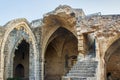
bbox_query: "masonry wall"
[0,5,120,80]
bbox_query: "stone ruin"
[0,5,120,80]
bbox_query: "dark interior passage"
[15,64,24,78]
[106,39,120,80]
[13,40,29,79]
[44,27,78,80]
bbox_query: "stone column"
[40,58,45,80]
[29,43,35,80]
[34,43,40,80]
[0,38,4,80]
[96,37,106,80]
[97,57,106,80]
[4,47,11,79]
[0,70,4,80]
[29,42,41,80]
[0,59,4,80]
[76,27,84,61]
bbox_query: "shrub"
[7,77,22,80]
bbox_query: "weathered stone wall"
[107,48,120,79]
[0,18,40,80]
[32,27,42,80]
[0,5,120,80]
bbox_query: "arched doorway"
[105,38,120,80]
[2,20,39,80]
[15,64,24,78]
[13,40,29,79]
[44,27,78,80]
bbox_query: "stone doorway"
[44,27,78,80]
[15,64,24,78]
[13,40,29,79]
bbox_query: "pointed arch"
[42,26,77,59]
[104,20,120,56]
[103,20,120,58]
[104,37,120,80]
[0,18,39,80]
[102,20,120,80]
[15,64,24,78]
[105,38,120,62]
[44,27,78,80]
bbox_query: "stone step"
[71,67,96,70]
[63,77,97,80]
[72,66,97,69]
[76,62,98,65]
[63,60,98,80]
[74,63,97,65]
[69,70,96,73]
[67,73,95,77]
[67,71,95,74]
[73,64,97,66]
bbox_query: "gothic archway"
[13,40,29,79]
[15,64,24,78]
[44,27,78,80]
[1,19,39,80]
[105,38,120,80]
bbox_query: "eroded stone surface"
[0,5,120,80]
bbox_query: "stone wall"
[0,5,120,80]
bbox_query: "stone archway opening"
[15,64,24,78]
[13,40,29,79]
[44,27,78,80]
[105,39,120,80]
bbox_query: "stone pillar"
[0,71,3,80]
[4,47,11,80]
[34,43,40,80]
[6,50,14,79]
[29,42,41,80]
[0,62,4,80]
[34,55,40,80]
[97,56,106,80]
[29,43,35,80]
[40,58,44,80]
[0,38,3,80]
[96,37,106,80]
[76,27,84,61]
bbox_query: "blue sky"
[0,0,120,25]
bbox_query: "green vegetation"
[7,77,23,80]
